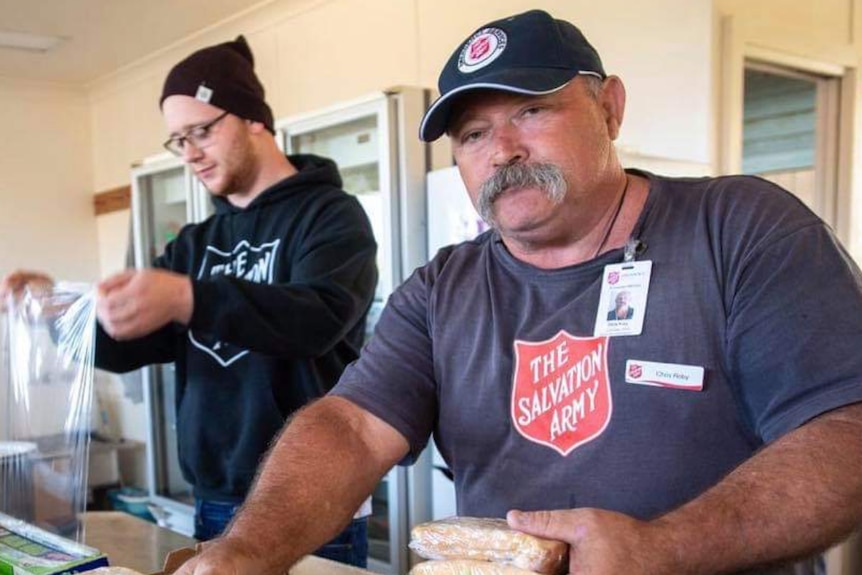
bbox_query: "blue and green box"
[0,513,108,575]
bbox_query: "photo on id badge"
[594,261,652,337]
[606,289,635,321]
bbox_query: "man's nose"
[490,125,528,168]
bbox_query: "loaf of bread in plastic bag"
[410,559,543,575]
[409,517,567,575]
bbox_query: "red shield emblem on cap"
[458,28,508,73]
[469,35,491,61]
[511,331,611,456]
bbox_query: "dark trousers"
[194,498,368,569]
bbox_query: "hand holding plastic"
[96,269,193,340]
[0,270,54,311]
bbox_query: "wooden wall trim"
[94,185,131,215]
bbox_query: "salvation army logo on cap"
[458,27,507,73]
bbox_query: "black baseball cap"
[419,10,606,142]
[160,35,274,133]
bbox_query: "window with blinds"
[741,62,841,226]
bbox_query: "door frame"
[717,15,856,244]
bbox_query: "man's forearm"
[655,402,862,573]
[222,396,410,573]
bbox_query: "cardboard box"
[0,512,108,575]
[150,547,375,575]
[151,547,198,575]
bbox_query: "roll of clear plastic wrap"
[1,282,97,542]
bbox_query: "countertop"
[83,511,374,574]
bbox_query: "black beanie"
[160,35,274,133]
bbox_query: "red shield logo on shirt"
[629,363,643,379]
[511,331,612,456]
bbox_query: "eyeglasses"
[163,111,230,156]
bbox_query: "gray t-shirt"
[333,172,862,574]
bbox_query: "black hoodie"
[95,154,378,501]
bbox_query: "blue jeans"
[194,499,240,542]
[313,515,367,569]
[195,499,368,569]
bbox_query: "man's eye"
[190,126,210,139]
[460,130,484,144]
[522,106,544,117]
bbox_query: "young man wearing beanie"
[1,36,377,567]
[171,11,862,575]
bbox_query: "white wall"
[95,210,130,278]
[0,80,99,282]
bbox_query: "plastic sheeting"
[0,282,97,542]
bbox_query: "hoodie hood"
[210,153,343,215]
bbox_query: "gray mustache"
[477,163,567,224]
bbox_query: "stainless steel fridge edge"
[390,87,436,571]
[130,159,164,517]
[130,156,197,536]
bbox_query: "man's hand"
[507,508,676,575]
[0,270,55,311]
[97,269,193,340]
[1,270,54,298]
[172,538,277,575]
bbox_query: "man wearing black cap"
[1,35,377,566]
[172,11,862,575]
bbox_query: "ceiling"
[0,0,271,85]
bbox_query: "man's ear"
[246,120,268,134]
[599,76,626,141]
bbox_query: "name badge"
[594,261,652,337]
[625,360,705,391]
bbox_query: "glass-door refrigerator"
[130,155,210,536]
[424,166,490,522]
[277,86,434,574]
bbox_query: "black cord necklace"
[592,175,630,259]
